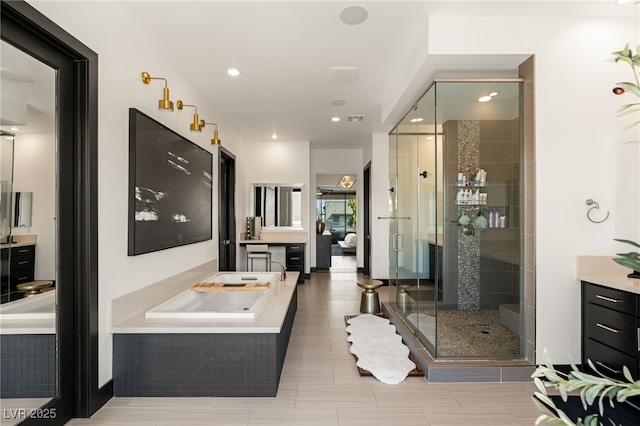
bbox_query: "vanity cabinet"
[581,281,639,381]
[1,245,36,295]
[286,244,305,284]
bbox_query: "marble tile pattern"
[65,261,542,425]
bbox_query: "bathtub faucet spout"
[269,260,286,281]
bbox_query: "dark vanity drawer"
[285,244,305,284]
[286,253,304,267]
[11,253,34,272]
[11,245,35,257]
[584,338,638,381]
[286,244,304,254]
[584,282,637,316]
[585,303,638,356]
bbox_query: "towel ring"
[586,199,609,224]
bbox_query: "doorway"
[316,174,357,272]
[218,147,236,271]
[363,162,371,276]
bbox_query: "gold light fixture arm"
[141,71,174,111]
[177,100,203,132]
[203,122,222,145]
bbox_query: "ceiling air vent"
[329,67,358,83]
[347,115,365,122]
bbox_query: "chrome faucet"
[269,260,287,281]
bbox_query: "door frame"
[218,146,236,271]
[363,162,371,277]
[1,1,102,423]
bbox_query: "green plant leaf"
[615,102,640,112]
[617,104,640,117]
[613,239,640,248]
[623,366,634,383]
[623,120,640,130]
[534,377,548,394]
[534,391,556,410]
[613,256,640,271]
[614,252,640,259]
[585,384,604,406]
[615,81,640,97]
[557,408,578,426]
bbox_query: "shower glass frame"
[388,79,525,360]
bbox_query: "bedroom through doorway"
[316,174,357,272]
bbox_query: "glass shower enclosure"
[388,80,524,359]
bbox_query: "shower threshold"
[382,302,535,382]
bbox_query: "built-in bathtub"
[145,272,279,319]
[0,290,56,398]
[112,265,298,397]
[0,290,55,321]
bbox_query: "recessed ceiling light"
[330,99,347,106]
[227,68,240,77]
[331,117,340,122]
[339,5,368,25]
[489,92,498,97]
[271,133,277,139]
[426,136,434,140]
[10,127,19,132]
[478,95,492,102]
[410,118,424,123]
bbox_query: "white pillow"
[344,233,357,247]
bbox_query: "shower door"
[388,88,439,354]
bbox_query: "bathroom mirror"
[0,39,58,415]
[13,192,33,227]
[251,184,303,228]
[0,179,11,239]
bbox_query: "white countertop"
[577,255,640,295]
[240,229,308,244]
[240,238,307,244]
[112,269,299,334]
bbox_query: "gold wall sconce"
[176,100,203,132]
[203,122,221,145]
[141,71,174,111]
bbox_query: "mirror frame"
[1,0,101,422]
[250,183,304,229]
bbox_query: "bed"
[338,233,357,254]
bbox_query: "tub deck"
[112,264,298,397]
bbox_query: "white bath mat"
[345,314,416,385]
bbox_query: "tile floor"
[67,259,542,425]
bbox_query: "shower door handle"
[392,233,404,252]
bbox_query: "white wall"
[28,1,248,386]
[244,140,311,269]
[369,134,391,280]
[423,15,640,364]
[310,148,363,269]
[12,133,55,281]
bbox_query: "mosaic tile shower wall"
[457,120,481,310]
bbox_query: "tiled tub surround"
[0,290,56,398]
[111,261,298,397]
